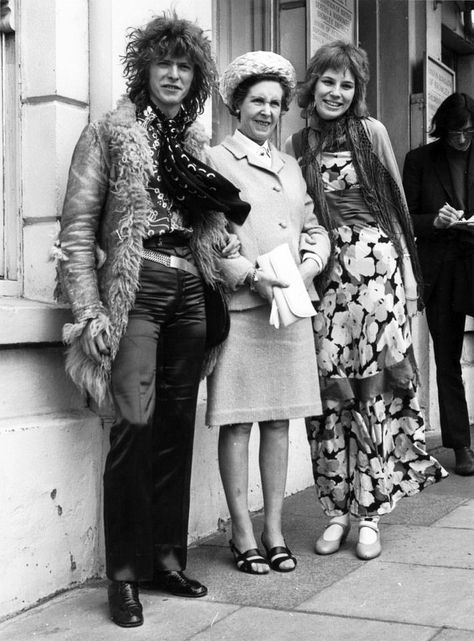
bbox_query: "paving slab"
[280,451,468,528]
[379,523,474,569]
[187,543,362,609]
[434,630,474,641]
[0,584,240,641]
[199,501,325,551]
[279,484,321,517]
[297,562,474,630]
[2,431,474,641]
[381,489,466,527]
[433,499,474,529]
[423,446,474,498]
[189,605,437,641]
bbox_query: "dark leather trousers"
[104,251,206,581]
[426,258,471,450]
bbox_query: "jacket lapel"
[467,143,474,215]
[431,141,454,203]
[270,145,285,174]
[222,132,284,174]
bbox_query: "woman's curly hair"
[122,11,217,119]
[298,40,370,119]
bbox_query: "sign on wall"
[307,0,356,57]
[424,55,455,139]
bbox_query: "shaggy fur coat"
[55,96,228,404]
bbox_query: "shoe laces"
[118,582,141,610]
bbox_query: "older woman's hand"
[221,233,241,258]
[253,267,288,303]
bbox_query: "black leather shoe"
[454,447,474,476]
[107,581,143,627]
[142,570,208,598]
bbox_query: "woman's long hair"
[298,40,370,119]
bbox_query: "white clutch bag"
[257,243,316,328]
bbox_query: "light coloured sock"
[323,514,350,542]
[358,519,379,545]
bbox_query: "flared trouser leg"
[103,261,206,581]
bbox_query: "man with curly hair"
[56,12,248,627]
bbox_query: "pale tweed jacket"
[55,96,228,404]
[207,131,331,310]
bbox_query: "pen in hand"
[442,202,464,225]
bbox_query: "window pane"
[1,29,19,289]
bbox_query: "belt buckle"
[169,255,179,270]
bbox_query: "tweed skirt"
[205,304,322,426]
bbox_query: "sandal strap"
[237,555,267,571]
[229,541,269,573]
[266,545,296,568]
[236,548,265,563]
[358,521,379,532]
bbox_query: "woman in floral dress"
[286,41,447,560]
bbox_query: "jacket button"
[273,185,281,192]
[279,222,287,228]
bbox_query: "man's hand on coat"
[80,319,111,364]
[220,233,241,258]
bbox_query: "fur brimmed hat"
[219,50,297,113]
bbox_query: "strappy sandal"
[261,534,297,573]
[229,540,270,574]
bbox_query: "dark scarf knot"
[149,103,250,225]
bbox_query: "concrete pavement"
[1,433,474,641]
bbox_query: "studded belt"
[141,248,200,279]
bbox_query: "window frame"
[1,0,20,296]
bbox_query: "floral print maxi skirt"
[306,224,447,518]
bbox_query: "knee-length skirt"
[206,304,322,426]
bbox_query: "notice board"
[424,55,455,140]
[307,0,356,57]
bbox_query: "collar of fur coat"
[107,95,210,159]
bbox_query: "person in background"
[55,12,248,628]
[403,92,474,476]
[206,51,330,575]
[286,40,447,561]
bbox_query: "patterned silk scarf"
[149,104,250,226]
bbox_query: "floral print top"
[320,151,359,192]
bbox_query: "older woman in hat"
[206,51,330,574]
